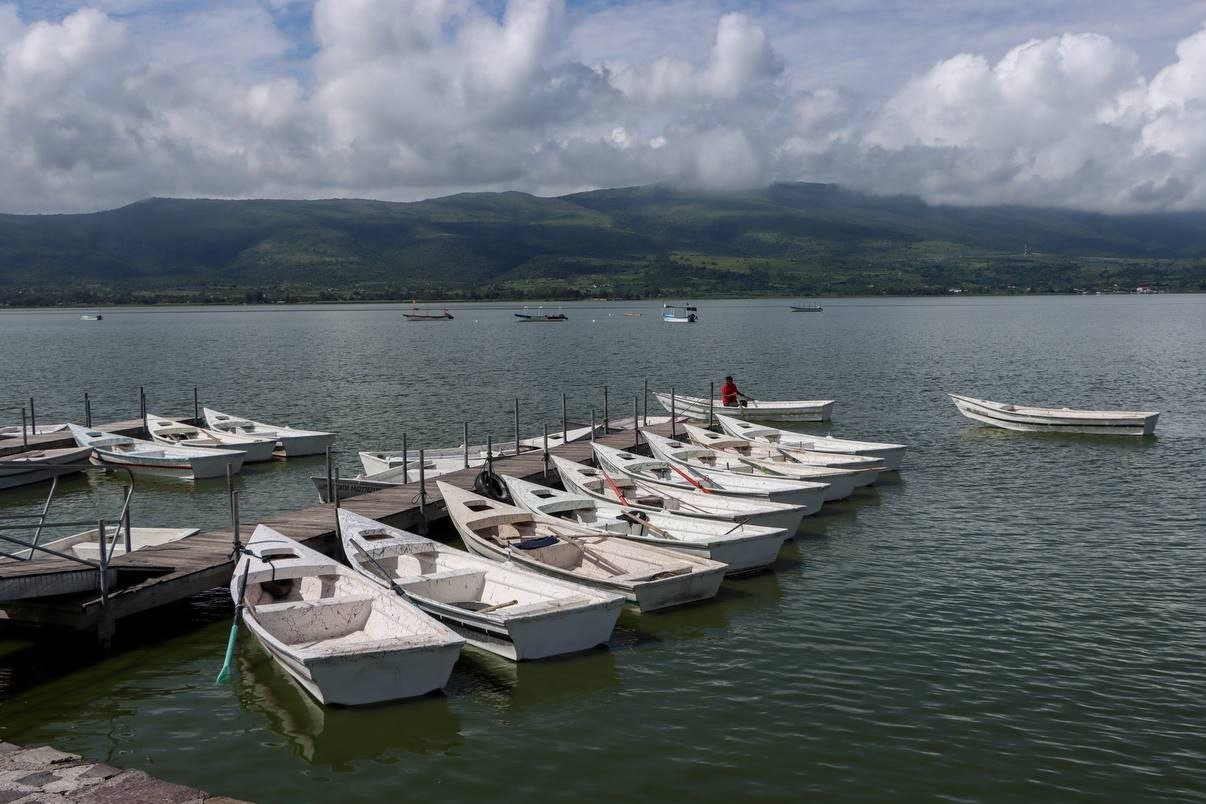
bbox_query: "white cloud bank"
[1,0,1206,213]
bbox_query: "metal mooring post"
[709,381,715,429]
[324,447,334,505]
[643,378,648,426]
[671,388,677,438]
[633,397,640,448]
[463,423,470,469]
[562,393,568,442]
[591,409,597,442]
[193,387,200,425]
[29,397,36,433]
[21,408,27,448]
[543,423,550,479]
[85,392,92,428]
[401,432,408,484]
[514,398,521,456]
[603,386,609,435]
[418,448,428,534]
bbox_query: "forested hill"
[2,183,1205,305]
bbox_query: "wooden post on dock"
[671,388,677,437]
[603,386,609,434]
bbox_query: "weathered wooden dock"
[0,419,672,638]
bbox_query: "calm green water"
[1,297,1205,803]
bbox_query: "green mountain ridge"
[2,183,1205,305]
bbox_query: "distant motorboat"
[662,304,698,323]
[655,391,835,422]
[403,304,454,321]
[515,306,567,322]
[948,393,1159,436]
[789,303,822,312]
[79,314,103,321]
[623,312,642,317]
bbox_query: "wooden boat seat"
[254,595,376,644]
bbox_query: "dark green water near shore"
[1,296,1204,802]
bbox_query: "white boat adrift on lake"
[146,414,277,463]
[68,424,244,480]
[439,482,726,612]
[655,392,834,423]
[338,509,623,661]
[234,525,464,706]
[501,474,785,574]
[715,414,908,471]
[948,393,1159,437]
[203,408,335,457]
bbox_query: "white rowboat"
[360,423,597,476]
[203,408,335,457]
[439,483,726,612]
[681,424,879,495]
[501,475,785,574]
[0,446,92,491]
[655,392,834,422]
[146,414,276,463]
[68,424,244,480]
[642,432,827,512]
[715,413,907,471]
[234,526,464,705]
[338,509,622,661]
[552,455,807,534]
[948,393,1159,436]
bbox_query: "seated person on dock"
[721,376,751,408]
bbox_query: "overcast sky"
[3,0,1206,214]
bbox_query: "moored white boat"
[681,424,879,494]
[146,414,277,463]
[501,475,785,574]
[0,446,92,491]
[655,392,834,422]
[715,413,908,471]
[641,432,827,512]
[68,423,244,479]
[948,393,1159,436]
[203,408,335,457]
[552,455,806,534]
[438,482,726,612]
[360,423,597,476]
[234,525,464,705]
[0,423,70,438]
[338,509,622,660]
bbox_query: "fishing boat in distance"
[233,525,464,705]
[439,482,727,612]
[68,423,245,479]
[655,391,834,422]
[623,312,642,317]
[203,408,335,457]
[662,304,698,323]
[338,509,623,661]
[948,393,1159,436]
[715,413,908,471]
[515,306,568,322]
[790,303,822,312]
[79,313,104,321]
[403,302,454,321]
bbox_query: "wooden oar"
[667,462,714,493]
[619,510,680,541]
[477,599,518,614]
[553,531,627,575]
[346,537,410,599]
[599,467,630,506]
[216,558,251,684]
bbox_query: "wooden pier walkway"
[0,420,672,637]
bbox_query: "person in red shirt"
[720,375,751,407]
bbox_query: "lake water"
[1,296,1205,803]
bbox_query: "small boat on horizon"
[403,303,454,321]
[662,304,698,323]
[515,306,568,322]
[79,313,104,321]
[790,303,822,312]
[948,393,1159,436]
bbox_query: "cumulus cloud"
[1,0,1206,212]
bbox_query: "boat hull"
[0,448,90,491]
[277,432,336,457]
[657,393,834,422]
[949,394,1158,436]
[90,449,243,479]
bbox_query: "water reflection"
[236,643,462,768]
[451,646,619,713]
